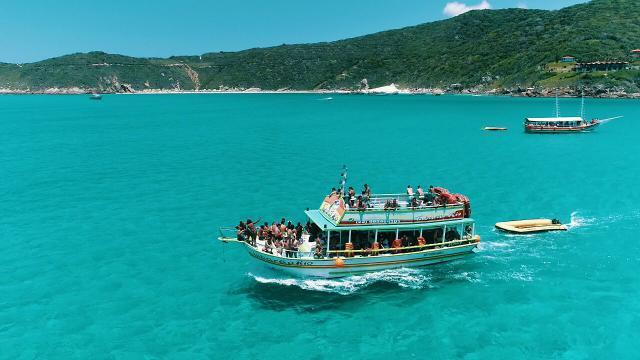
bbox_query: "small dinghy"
[495,219,567,234]
[483,127,507,131]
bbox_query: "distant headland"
[1,0,639,97]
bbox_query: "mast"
[555,88,560,118]
[580,88,585,120]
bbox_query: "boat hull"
[524,123,599,133]
[242,241,478,278]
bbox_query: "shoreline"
[1,87,639,99]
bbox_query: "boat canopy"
[305,209,473,231]
[525,117,583,122]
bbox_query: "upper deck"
[314,191,469,229]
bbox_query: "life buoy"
[334,257,345,267]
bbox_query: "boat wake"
[317,97,333,101]
[567,211,596,230]
[249,268,434,295]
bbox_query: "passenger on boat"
[314,245,324,259]
[264,238,274,254]
[410,197,419,208]
[236,221,246,241]
[392,237,402,254]
[371,240,380,255]
[295,222,303,239]
[424,187,435,205]
[245,219,257,246]
[363,184,371,197]
[417,235,426,247]
[407,185,414,197]
[348,187,356,207]
[417,185,424,199]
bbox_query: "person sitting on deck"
[236,221,246,241]
[392,237,403,254]
[416,185,424,200]
[417,235,426,248]
[363,184,371,198]
[348,186,356,207]
[407,185,414,197]
[410,197,419,208]
[357,196,366,211]
[264,238,274,254]
[424,186,435,205]
[314,245,324,259]
[371,240,380,255]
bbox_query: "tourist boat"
[524,117,599,133]
[495,219,567,233]
[218,170,480,278]
[483,126,508,131]
[524,91,603,133]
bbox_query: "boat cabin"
[524,117,585,127]
[303,190,475,258]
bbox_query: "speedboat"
[495,219,567,233]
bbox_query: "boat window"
[350,230,376,250]
[398,230,420,247]
[376,230,396,248]
[421,228,443,244]
[328,231,341,251]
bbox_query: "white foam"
[567,211,596,230]
[249,268,433,295]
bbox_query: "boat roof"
[305,209,473,231]
[525,117,583,122]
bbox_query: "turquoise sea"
[2,94,639,359]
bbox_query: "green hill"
[1,0,639,92]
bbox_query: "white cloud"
[517,2,528,9]
[443,1,492,17]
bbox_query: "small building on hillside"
[575,61,629,72]
[632,49,640,59]
[560,55,576,63]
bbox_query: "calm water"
[1,94,639,359]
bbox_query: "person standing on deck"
[407,185,414,197]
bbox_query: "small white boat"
[495,219,567,234]
[483,127,507,131]
[89,94,102,100]
[218,168,480,278]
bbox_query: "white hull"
[242,241,478,278]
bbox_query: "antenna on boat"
[338,165,348,194]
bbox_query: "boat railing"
[219,226,240,240]
[326,235,479,256]
[345,193,463,212]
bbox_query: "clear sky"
[1,0,586,63]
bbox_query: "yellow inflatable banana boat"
[495,219,567,234]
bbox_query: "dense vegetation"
[1,0,639,92]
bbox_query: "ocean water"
[1,93,639,359]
